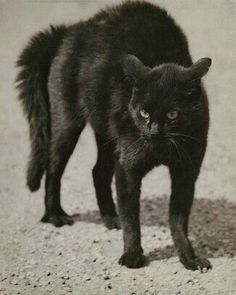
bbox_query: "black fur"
[16,1,212,271]
[16,25,68,191]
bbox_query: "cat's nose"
[150,122,159,135]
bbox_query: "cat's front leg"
[169,166,212,272]
[115,162,145,268]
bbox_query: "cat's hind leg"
[41,120,85,227]
[92,133,120,229]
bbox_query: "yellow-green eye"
[140,109,150,119]
[167,110,178,120]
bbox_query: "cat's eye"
[140,109,150,119]
[167,110,178,120]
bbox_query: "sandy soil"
[0,1,236,294]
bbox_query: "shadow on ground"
[73,196,236,261]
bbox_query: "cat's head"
[120,54,211,143]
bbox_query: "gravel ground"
[0,1,236,294]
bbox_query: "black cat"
[16,1,212,271]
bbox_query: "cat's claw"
[102,216,121,230]
[41,212,74,227]
[181,256,212,272]
[119,252,146,268]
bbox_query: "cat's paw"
[102,215,121,230]
[181,256,212,272]
[41,212,74,227]
[119,252,145,268]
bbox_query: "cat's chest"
[117,138,169,169]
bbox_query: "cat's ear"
[120,54,150,85]
[188,58,212,80]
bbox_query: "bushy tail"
[16,25,68,192]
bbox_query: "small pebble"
[25,280,31,286]
[112,271,120,277]
[82,275,91,282]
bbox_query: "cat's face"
[121,54,211,144]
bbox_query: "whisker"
[174,138,194,168]
[101,131,132,147]
[125,137,147,165]
[167,132,200,143]
[127,137,143,155]
[167,138,173,164]
[169,138,182,164]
